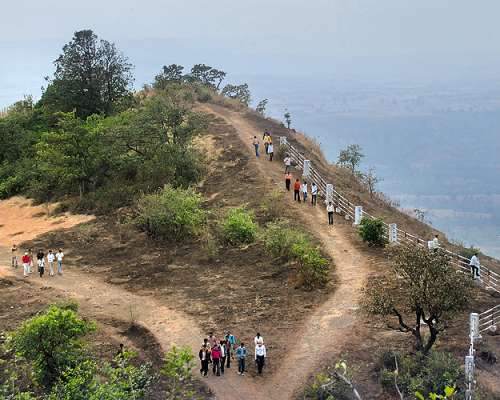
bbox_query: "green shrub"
[134,185,206,241]
[358,217,388,247]
[379,351,464,399]
[291,239,329,290]
[161,345,196,399]
[263,219,307,261]
[9,306,95,389]
[219,206,257,245]
[276,144,289,161]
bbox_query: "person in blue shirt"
[225,331,236,368]
[235,343,247,375]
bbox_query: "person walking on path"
[21,252,31,278]
[268,142,274,161]
[311,183,318,206]
[255,342,267,375]
[284,155,291,173]
[11,244,18,268]
[254,332,264,346]
[199,345,210,377]
[28,248,34,274]
[264,134,271,154]
[301,181,308,203]
[253,136,260,157]
[236,343,247,375]
[211,343,222,376]
[469,253,481,280]
[208,332,217,348]
[428,234,440,251]
[327,202,335,225]
[225,331,236,368]
[294,179,301,202]
[56,249,64,275]
[47,250,55,277]
[285,172,292,191]
[36,249,45,278]
[219,340,227,375]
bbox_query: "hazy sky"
[2,0,500,106]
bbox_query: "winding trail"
[0,107,375,399]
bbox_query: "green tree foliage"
[9,306,95,389]
[284,109,292,129]
[220,206,257,245]
[161,345,196,400]
[256,99,268,115]
[38,30,133,118]
[221,83,251,105]
[362,245,475,354]
[134,185,206,241]
[188,64,226,90]
[154,64,185,89]
[358,217,388,247]
[338,144,364,173]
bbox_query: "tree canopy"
[38,30,133,118]
[338,144,364,173]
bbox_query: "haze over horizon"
[2,0,500,256]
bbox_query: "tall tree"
[221,84,251,105]
[338,144,364,173]
[188,64,226,89]
[38,30,133,118]
[284,109,292,129]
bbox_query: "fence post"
[470,313,480,341]
[354,206,363,225]
[389,223,398,243]
[326,184,334,205]
[465,354,475,400]
[303,160,311,177]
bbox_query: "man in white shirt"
[327,202,334,225]
[255,343,267,375]
[469,253,481,280]
[311,183,318,206]
[254,332,264,346]
[56,249,64,275]
[47,250,55,277]
[428,234,439,251]
[301,182,308,203]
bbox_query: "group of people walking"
[11,244,64,278]
[199,331,267,377]
[252,130,274,161]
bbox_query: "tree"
[338,144,364,173]
[221,83,251,105]
[284,109,292,129]
[256,99,268,115]
[362,244,475,354]
[154,64,185,89]
[38,30,133,118]
[188,64,226,89]
[362,167,381,198]
[9,305,95,389]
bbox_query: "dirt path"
[0,107,376,399]
[202,104,376,398]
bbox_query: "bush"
[358,217,388,247]
[9,306,95,389]
[276,144,289,161]
[219,206,257,245]
[291,239,329,290]
[263,219,307,261]
[134,185,206,241]
[379,351,464,399]
[161,345,196,399]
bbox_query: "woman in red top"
[21,252,31,277]
[293,179,301,202]
[211,344,222,376]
